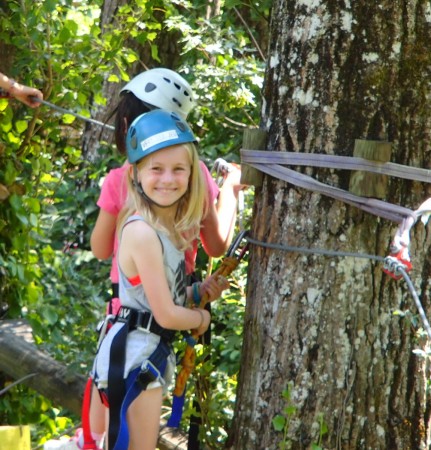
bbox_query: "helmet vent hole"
[144,82,157,93]
[172,98,182,108]
[130,128,138,149]
[176,122,186,132]
[173,82,181,91]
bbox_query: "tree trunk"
[0,320,86,416]
[81,0,184,162]
[230,1,431,449]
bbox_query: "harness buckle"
[136,311,153,333]
[137,360,165,390]
[96,314,116,350]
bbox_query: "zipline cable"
[398,266,431,341]
[245,235,385,262]
[31,96,115,131]
[245,234,431,340]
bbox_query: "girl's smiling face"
[137,144,192,208]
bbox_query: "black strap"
[118,307,176,342]
[112,283,119,299]
[107,321,128,450]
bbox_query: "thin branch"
[0,373,37,396]
[233,6,266,62]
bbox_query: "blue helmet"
[126,110,197,164]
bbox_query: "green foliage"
[0,0,266,446]
[272,383,328,450]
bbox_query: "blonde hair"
[117,142,207,250]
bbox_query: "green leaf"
[272,415,286,432]
[62,114,76,124]
[15,120,28,134]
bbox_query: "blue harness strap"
[167,393,186,428]
[112,342,170,450]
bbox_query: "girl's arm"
[90,209,116,259]
[0,72,43,108]
[200,166,244,257]
[121,220,211,334]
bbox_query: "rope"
[173,256,240,397]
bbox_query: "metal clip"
[137,311,153,333]
[226,230,250,260]
[382,248,412,280]
[137,360,165,390]
[212,158,233,187]
[96,314,116,350]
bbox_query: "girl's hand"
[200,275,230,303]
[9,83,43,108]
[222,164,248,197]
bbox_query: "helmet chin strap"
[132,164,181,209]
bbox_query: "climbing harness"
[81,306,175,450]
[167,230,250,428]
[106,306,175,450]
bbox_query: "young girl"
[92,110,229,450]
[77,68,243,450]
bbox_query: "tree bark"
[230,1,431,449]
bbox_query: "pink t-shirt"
[96,160,219,283]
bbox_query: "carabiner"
[382,248,412,280]
[226,230,250,260]
[212,158,233,187]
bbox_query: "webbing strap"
[248,162,414,223]
[112,367,141,450]
[81,377,98,449]
[241,149,431,183]
[167,393,186,428]
[111,343,169,450]
[107,323,128,450]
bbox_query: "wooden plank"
[240,129,267,187]
[349,139,392,198]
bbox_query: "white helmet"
[120,68,195,119]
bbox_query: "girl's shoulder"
[123,214,155,237]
